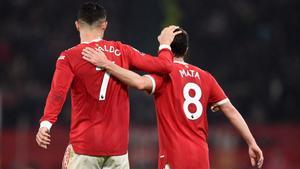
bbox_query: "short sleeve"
[144,74,166,95]
[208,73,229,112]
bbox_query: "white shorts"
[62,145,130,169]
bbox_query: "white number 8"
[183,83,203,120]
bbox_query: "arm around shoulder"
[104,62,153,93]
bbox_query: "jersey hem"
[72,145,128,157]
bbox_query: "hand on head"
[158,25,182,46]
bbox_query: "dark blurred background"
[0,0,300,169]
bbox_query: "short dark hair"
[77,2,107,25]
[171,28,189,57]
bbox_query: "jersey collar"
[81,38,102,44]
[174,60,188,65]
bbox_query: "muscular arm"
[218,102,264,168]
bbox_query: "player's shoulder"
[100,39,124,48]
[185,62,213,78]
[59,43,82,57]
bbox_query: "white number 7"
[99,72,110,100]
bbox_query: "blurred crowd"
[1,0,299,127]
[0,0,299,168]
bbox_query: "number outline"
[182,82,203,120]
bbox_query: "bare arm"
[103,62,153,92]
[218,102,264,168]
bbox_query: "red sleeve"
[207,73,229,111]
[39,53,74,125]
[144,74,166,95]
[120,43,173,73]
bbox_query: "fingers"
[36,137,48,149]
[82,48,95,58]
[250,157,256,167]
[158,25,182,45]
[95,48,105,55]
[162,25,179,35]
[168,25,180,33]
[173,30,183,36]
[256,150,264,168]
[36,129,51,149]
[36,133,51,145]
[249,146,264,168]
[82,55,93,62]
[81,48,98,64]
[82,47,106,59]
[257,157,263,168]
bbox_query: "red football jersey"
[39,38,173,156]
[147,60,229,169]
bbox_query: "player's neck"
[174,57,185,62]
[80,29,104,43]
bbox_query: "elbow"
[162,63,173,73]
[132,76,148,90]
[221,104,240,119]
[166,65,173,73]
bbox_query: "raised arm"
[36,55,74,149]
[218,102,264,168]
[120,25,181,73]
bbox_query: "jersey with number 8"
[147,61,228,169]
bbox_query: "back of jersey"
[57,40,132,156]
[149,61,227,169]
[40,38,174,157]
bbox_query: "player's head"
[75,2,107,31]
[171,28,189,58]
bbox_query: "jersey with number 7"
[147,61,228,169]
[39,39,173,156]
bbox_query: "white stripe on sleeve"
[211,98,230,112]
[144,75,156,95]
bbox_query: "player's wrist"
[40,121,52,131]
[102,61,114,70]
[159,44,171,51]
[246,138,257,147]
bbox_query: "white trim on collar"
[174,60,188,65]
[81,38,102,44]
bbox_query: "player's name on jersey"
[97,45,121,56]
[179,69,200,79]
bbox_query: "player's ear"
[75,21,80,31]
[101,21,108,31]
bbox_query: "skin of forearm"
[220,103,257,146]
[104,62,148,90]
